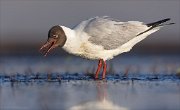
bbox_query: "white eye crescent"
[53,35,58,38]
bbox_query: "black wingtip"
[161,18,171,23]
[146,18,171,27]
[163,18,171,21]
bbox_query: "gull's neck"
[61,26,81,54]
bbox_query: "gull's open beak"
[39,38,58,56]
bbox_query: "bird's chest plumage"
[62,40,98,59]
[78,42,101,59]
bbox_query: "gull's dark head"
[39,25,67,56]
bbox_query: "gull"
[39,16,174,79]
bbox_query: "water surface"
[0,55,180,110]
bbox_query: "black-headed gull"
[40,16,174,79]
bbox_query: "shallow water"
[0,81,180,110]
[0,55,180,110]
[1,54,180,75]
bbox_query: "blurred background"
[0,0,180,56]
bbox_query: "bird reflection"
[69,81,128,110]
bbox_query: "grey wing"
[83,16,148,50]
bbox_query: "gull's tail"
[137,18,174,36]
[146,18,175,27]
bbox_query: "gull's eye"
[53,35,58,38]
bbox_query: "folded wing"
[83,16,149,50]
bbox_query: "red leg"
[102,60,107,79]
[95,59,103,79]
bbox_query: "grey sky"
[0,0,180,46]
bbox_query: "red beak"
[39,38,57,56]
